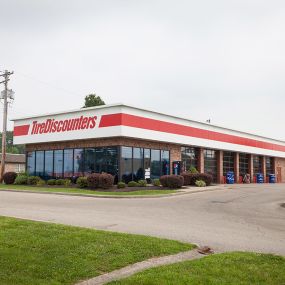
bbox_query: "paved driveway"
[0,184,284,255]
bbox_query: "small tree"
[83,94,105,108]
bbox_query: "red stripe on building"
[100,113,285,152]
[13,125,30,136]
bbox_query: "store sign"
[31,115,98,135]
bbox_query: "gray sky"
[1,0,285,140]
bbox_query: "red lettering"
[30,115,99,135]
[81,117,88,129]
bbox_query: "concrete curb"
[0,186,224,199]
[75,249,209,285]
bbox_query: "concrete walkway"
[76,249,209,285]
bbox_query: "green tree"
[83,94,105,108]
[0,131,25,154]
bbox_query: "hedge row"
[181,172,212,186]
[160,175,184,189]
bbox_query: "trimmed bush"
[64,179,71,187]
[37,179,46,186]
[14,175,28,185]
[181,173,212,186]
[160,175,184,189]
[128,181,138,187]
[87,173,100,189]
[99,173,114,189]
[152,179,161,187]
[3,172,17,184]
[117,182,126,189]
[47,179,56,185]
[76,177,88,188]
[55,179,66,186]
[27,176,41,185]
[195,180,206,187]
[137,180,147,187]
[189,166,199,174]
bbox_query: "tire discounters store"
[13,104,285,184]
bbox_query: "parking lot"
[0,183,284,255]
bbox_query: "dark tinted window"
[54,150,63,177]
[64,149,73,177]
[27,151,35,176]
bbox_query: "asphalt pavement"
[0,184,284,255]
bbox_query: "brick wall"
[275,157,285,183]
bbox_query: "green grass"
[109,252,285,285]
[0,216,194,285]
[0,184,177,196]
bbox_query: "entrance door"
[277,167,282,183]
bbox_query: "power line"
[16,71,83,97]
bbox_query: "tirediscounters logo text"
[31,115,98,135]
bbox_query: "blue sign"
[226,171,235,184]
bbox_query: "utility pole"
[0,70,14,182]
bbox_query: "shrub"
[27,176,41,185]
[37,179,46,186]
[181,173,212,186]
[181,172,193,186]
[137,179,147,187]
[14,175,28,185]
[55,179,66,185]
[189,166,199,174]
[195,180,206,187]
[47,179,56,185]
[152,179,161,187]
[18,171,28,177]
[76,177,88,188]
[99,173,114,189]
[87,173,100,189]
[3,172,17,184]
[128,181,138,187]
[160,175,184,189]
[64,179,71,187]
[117,182,126,189]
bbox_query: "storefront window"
[44,150,53,179]
[223,151,235,176]
[64,149,73,177]
[204,149,217,182]
[95,147,118,178]
[181,147,198,172]
[27,151,35,175]
[253,155,262,175]
[161,150,170,175]
[74,149,84,177]
[120,146,133,183]
[239,153,249,177]
[151,149,161,179]
[266,157,274,176]
[144,149,151,180]
[35,151,44,177]
[133,148,144,181]
[54,150,63,177]
[84,148,96,174]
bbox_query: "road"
[0,184,284,255]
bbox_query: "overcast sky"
[0,0,285,140]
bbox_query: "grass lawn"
[0,184,177,196]
[109,252,285,285]
[0,216,194,285]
